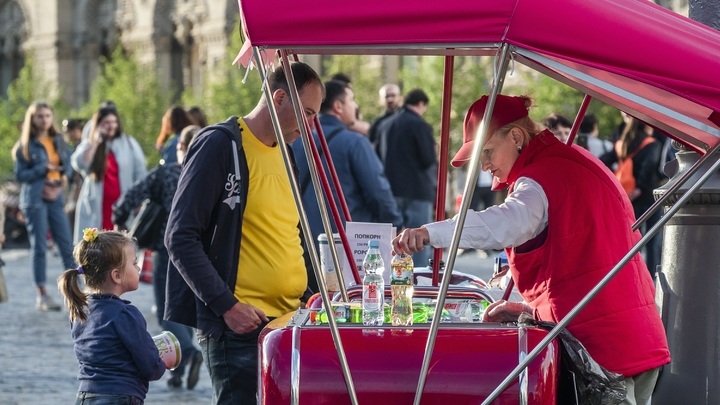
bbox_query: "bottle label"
[391,266,413,285]
[363,285,380,307]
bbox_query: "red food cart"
[234,0,720,403]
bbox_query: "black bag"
[129,199,165,249]
[520,315,627,405]
[127,164,168,249]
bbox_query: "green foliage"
[321,55,384,123]
[79,46,172,166]
[400,56,492,155]
[0,58,69,180]
[519,72,620,138]
[181,21,262,124]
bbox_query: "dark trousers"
[153,247,198,376]
[200,323,268,405]
[75,392,143,404]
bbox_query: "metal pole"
[311,115,362,284]
[432,55,455,286]
[314,115,353,221]
[480,145,720,405]
[287,52,359,285]
[289,103,351,300]
[253,47,357,405]
[566,94,591,145]
[277,50,358,405]
[413,43,513,405]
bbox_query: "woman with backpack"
[601,114,663,278]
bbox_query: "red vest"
[505,131,670,377]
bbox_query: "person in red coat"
[392,94,670,404]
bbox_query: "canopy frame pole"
[310,114,361,285]
[276,54,354,298]
[432,54,455,285]
[286,53,359,285]
[255,48,357,405]
[566,94,592,145]
[413,43,513,405]
[481,144,720,405]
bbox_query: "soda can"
[153,331,182,370]
[350,306,362,323]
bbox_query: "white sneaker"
[36,295,61,311]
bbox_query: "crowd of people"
[4,61,675,404]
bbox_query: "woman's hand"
[392,226,430,255]
[482,300,532,323]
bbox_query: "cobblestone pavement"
[0,247,496,404]
[0,248,212,405]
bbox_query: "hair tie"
[77,266,84,275]
[83,228,99,242]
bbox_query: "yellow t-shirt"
[234,118,306,317]
[38,136,61,181]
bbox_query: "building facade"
[0,0,690,109]
[0,0,238,108]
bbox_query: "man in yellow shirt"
[165,62,324,404]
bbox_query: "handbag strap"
[617,136,655,163]
[147,164,164,204]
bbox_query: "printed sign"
[345,222,395,284]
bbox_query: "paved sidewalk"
[0,247,497,404]
[0,248,212,405]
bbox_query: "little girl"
[58,228,168,404]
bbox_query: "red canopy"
[238,0,720,151]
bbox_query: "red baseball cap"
[451,94,529,168]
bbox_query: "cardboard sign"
[344,222,395,284]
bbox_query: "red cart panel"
[259,311,559,405]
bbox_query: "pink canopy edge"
[237,0,720,150]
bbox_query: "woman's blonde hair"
[12,102,59,162]
[494,96,545,145]
[57,231,135,323]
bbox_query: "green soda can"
[350,306,362,323]
[412,302,429,323]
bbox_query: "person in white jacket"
[71,107,146,243]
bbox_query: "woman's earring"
[517,146,522,154]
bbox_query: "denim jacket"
[14,135,73,209]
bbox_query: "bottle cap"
[369,240,380,248]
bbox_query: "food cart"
[234,0,720,403]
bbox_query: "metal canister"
[332,303,348,323]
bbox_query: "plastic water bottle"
[362,240,385,326]
[391,253,414,326]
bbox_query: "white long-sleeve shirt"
[425,177,548,250]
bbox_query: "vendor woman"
[392,94,670,405]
